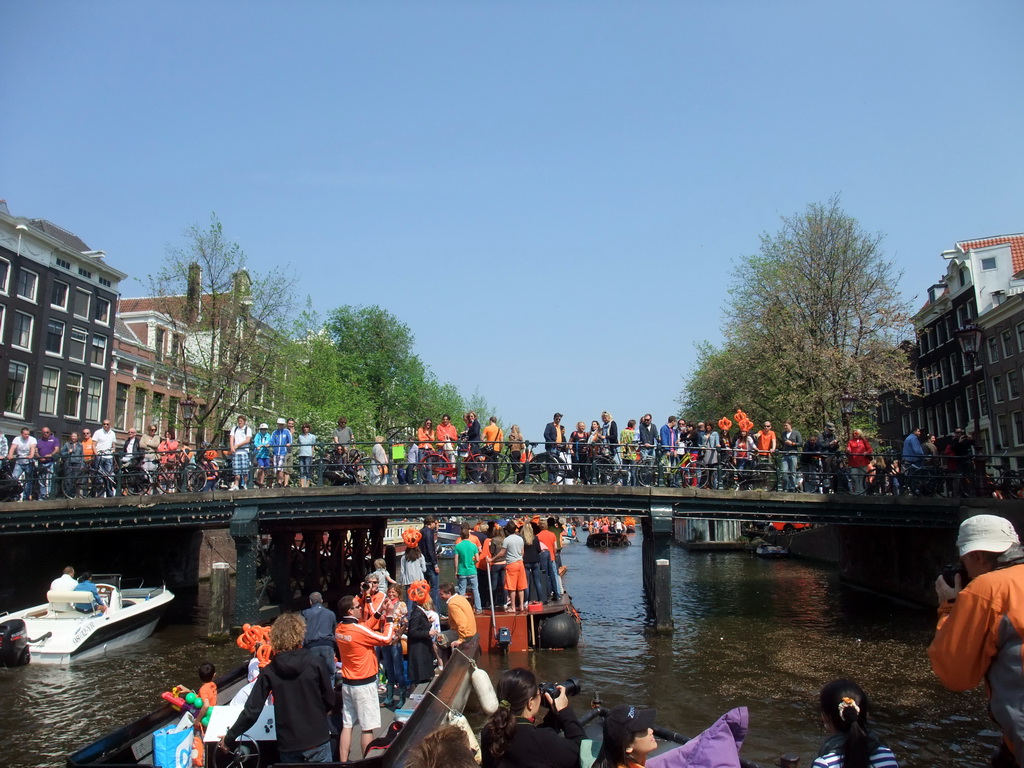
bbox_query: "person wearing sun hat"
[930,514,1024,766]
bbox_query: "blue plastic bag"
[152,723,192,768]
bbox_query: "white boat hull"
[5,585,174,666]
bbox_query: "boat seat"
[46,589,98,616]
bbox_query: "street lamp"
[956,319,985,484]
[181,395,197,444]
[839,392,857,441]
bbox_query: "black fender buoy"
[538,611,580,649]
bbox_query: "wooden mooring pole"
[655,558,673,632]
[208,561,232,639]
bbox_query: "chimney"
[186,262,201,323]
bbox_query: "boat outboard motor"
[0,619,30,667]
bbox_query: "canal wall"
[783,510,1024,606]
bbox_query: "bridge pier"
[642,505,674,631]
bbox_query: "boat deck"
[474,595,575,652]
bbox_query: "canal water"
[0,530,994,767]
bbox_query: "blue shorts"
[257,457,270,468]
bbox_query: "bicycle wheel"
[494,454,514,484]
[425,454,449,482]
[635,459,655,488]
[74,472,97,498]
[595,457,618,485]
[465,455,491,484]
[181,464,206,493]
[122,467,151,496]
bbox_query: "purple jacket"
[648,707,748,768]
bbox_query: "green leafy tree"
[324,305,466,438]
[680,197,919,433]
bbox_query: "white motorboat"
[0,574,174,666]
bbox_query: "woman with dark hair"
[481,667,584,768]
[593,703,658,768]
[813,680,898,768]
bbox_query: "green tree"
[324,305,466,437]
[680,197,919,433]
[148,214,296,434]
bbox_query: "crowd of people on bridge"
[0,405,1002,503]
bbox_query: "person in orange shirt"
[846,429,873,495]
[436,414,459,465]
[754,420,776,458]
[930,515,1024,765]
[80,428,96,469]
[482,416,503,461]
[335,594,396,760]
[359,575,386,631]
[417,418,437,484]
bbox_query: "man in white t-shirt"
[230,415,253,490]
[8,427,37,501]
[50,566,78,592]
[92,420,117,496]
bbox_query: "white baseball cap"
[277,417,286,425]
[259,423,269,429]
[957,514,1019,557]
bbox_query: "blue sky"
[4,2,1022,438]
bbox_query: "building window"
[45,319,65,356]
[133,388,147,431]
[94,297,111,326]
[56,257,72,270]
[1015,412,1024,446]
[936,321,948,346]
[78,267,92,279]
[982,257,997,271]
[90,334,108,367]
[40,367,60,416]
[993,375,1005,404]
[940,358,951,389]
[86,378,103,421]
[172,333,184,363]
[16,268,38,302]
[115,382,129,430]
[920,330,930,354]
[1003,329,1015,358]
[73,289,90,319]
[0,305,5,342]
[99,277,112,288]
[12,311,33,350]
[988,337,1000,364]
[997,414,1010,448]
[155,327,165,362]
[50,280,69,311]
[65,372,83,419]
[68,326,88,362]
[4,361,28,416]
[1009,370,1020,401]
[0,258,9,293]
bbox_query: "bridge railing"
[3,441,1021,502]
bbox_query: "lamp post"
[181,395,197,445]
[955,319,985,487]
[839,392,857,441]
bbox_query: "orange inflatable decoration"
[255,642,273,667]
[236,623,271,652]
[734,409,754,433]
[402,528,422,548]
[407,580,429,604]
[718,417,732,432]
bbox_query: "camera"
[360,582,370,591]
[941,562,968,589]
[540,677,582,703]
